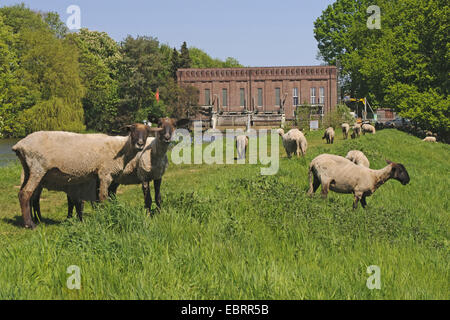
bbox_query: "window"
[257,88,263,106]
[240,88,245,107]
[293,88,299,106]
[310,87,316,104]
[222,89,228,107]
[205,89,211,106]
[275,88,280,106]
[319,87,325,104]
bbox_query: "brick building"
[177,65,338,127]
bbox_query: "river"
[0,139,19,167]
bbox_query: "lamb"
[322,127,335,144]
[308,154,410,209]
[13,123,158,229]
[345,150,370,168]
[235,135,249,160]
[422,136,436,142]
[118,118,187,214]
[341,123,350,140]
[277,128,308,158]
[362,123,376,134]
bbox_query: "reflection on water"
[0,139,19,167]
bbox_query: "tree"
[0,5,85,136]
[118,35,166,126]
[179,41,191,68]
[314,0,449,140]
[160,78,199,119]
[67,29,121,133]
[169,47,180,80]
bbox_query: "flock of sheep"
[13,119,411,229]
[275,122,409,209]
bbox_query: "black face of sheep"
[157,118,190,144]
[387,160,410,185]
[126,123,159,151]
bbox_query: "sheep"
[345,150,370,168]
[13,123,159,229]
[27,118,187,224]
[362,123,376,134]
[114,118,187,211]
[278,128,308,158]
[352,123,361,138]
[308,154,410,209]
[341,123,350,140]
[235,135,249,160]
[422,136,436,142]
[322,127,335,144]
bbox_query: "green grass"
[0,129,448,299]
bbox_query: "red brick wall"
[177,66,337,120]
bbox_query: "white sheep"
[422,136,436,142]
[13,123,158,228]
[278,128,307,158]
[341,123,350,140]
[352,123,361,138]
[308,154,410,209]
[362,123,376,134]
[235,135,249,160]
[345,150,370,168]
[322,127,335,144]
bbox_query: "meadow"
[0,129,448,299]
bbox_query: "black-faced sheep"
[308,154,410,209]
[13,124,158,229]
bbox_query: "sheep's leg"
[67,195,74,218]
[142,181,152,215]
[154,178,162,209]
[31,186,42,223]
[98,174,113,202]
[108,182,119,199]
[353,192,363,209]
[361,196,367,209]
[308,169,321,196]
[19,172,44,229]
[75,200,84,222]
[320,178,331,199]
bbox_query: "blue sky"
[2,0,335,66]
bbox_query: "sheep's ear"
[386,159,393,165]
[121,124,135,133]
[147,127,163,133]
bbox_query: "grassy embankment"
[0,129,448,299]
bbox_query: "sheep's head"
[277,128,285,137]
[387,160,410,185]
[125,123,160,151]
[156,118,190,144]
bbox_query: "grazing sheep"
[278,128,308,158]
[308,154,410,209]
[362,123,376,135]
[345,150,370,168]
[235,135,249,160]
[322,127,335,144]
[352,123,361,138]
[13,124,158,229]
[423,136,436,142]
[341,123,350,140]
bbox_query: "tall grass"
[0,129,448,299]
